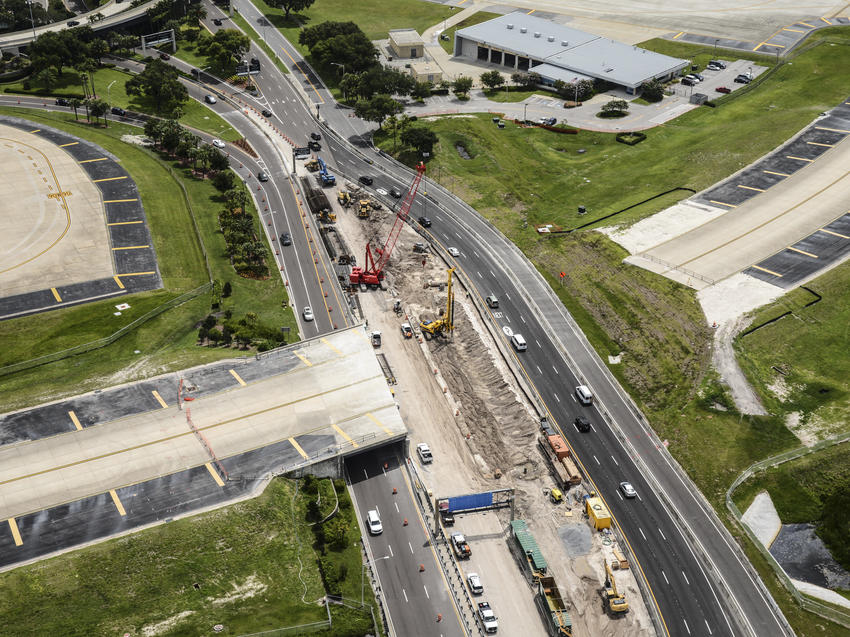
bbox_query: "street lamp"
[26,0,37,39]
[330,62,346,100]
[714,39,719,55]
[523,102,527,123]
[361,554,390,605]
[106,79,116,102]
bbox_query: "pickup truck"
[451,532,470,559]
[477,601,498,633]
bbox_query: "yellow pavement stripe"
[752,42,765,51]
[114,270,156,276]
[50,287,62,302]
[737,184,765,192]
[229,369,247,386]
[93,176,127,183]
[107,220,143,226]
[332,424,358,447]
[321,337,343,356]
[78,157,107,163]
[8,518,22,546]
[205,462,225,487]
[799,21,817,27]
[769,42,786,48]
[782,27,805,32]
[112,245,150,250]
[103,198,138,203]
[787,246,817,258]
[295,351,312,366]
[786,155,813,162]
[819,228,850,239]
[366,412,394,436]
[818,18,830,25]
[59,141,78,147]
[526,8,535,14]
[278,47,324,104]
[109,489,127,515]
[751,264,782,277]
[709,200,737,208]
[152,390,168,408]
[29,129,40,133]
[68,410,83,431]
[807,141,833,147]
[289,437,309,459]
[763,169,790,177]
[113,275,125,289]
[815,126,850,133]
[673,31,684,39]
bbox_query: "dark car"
[692,72,705,82]
[257,171,269,182]
[418,216,431,227]
[261,109,272,117]
[159,52,170,61]
[715,86,731,94]
[54,98,70,106]
[212,18,222,25]
[681,77,695,86]
[310,132,321,141]
[709,59,727,69]
[389,187,402,198]
[359,175,373,186]
[574,417,592,432]
[110,106,126,116]
[280,232,292,246]
[308,141,321,151]
[67,20,80,27]
[734,74,751,84]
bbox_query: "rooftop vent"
[506,23,514,29]
[520,26,527,33]
[561,40,569,46]
[534,31,541,38]
[547,35,555,42]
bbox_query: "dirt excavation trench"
[327,180,653,636]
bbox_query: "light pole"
[106,80,116,102]
[361,555,390,605]
[714,39,719,56]
[26,0,37,40]
[330,62,346,100]
[523,102,527,123]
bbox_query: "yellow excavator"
[420,268,455,337]
[317,208,336,223]
[337,191,352,207]
[603,562,629,614]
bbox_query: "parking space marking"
[205,462,225,487]
[229,369,247,386]
[320,337,343,356]
[815,126,850,134]
[152,390,168,408]
[109,489,127,516]
[289,437,309,459]
[332,424,358,447]
[367,412,394,436]
[103,198,139,203]
[68,410,83,431]
[709,200,737,208]
[807,141,833,148]
[93,176,128,183]
[737,184,765,192]
[294,351,312,367]
[113,276,125,289]
[787,246,818,258]
[50,287,61,302]
[799,21,816,27]
[112,245,150,251]
[59,142,78,147]
[107,220,143,226]
[7,518,22,546]
[786,155,814,162]
[78,157,107,163]
[751,264,782,277]
[819,228,849,239]
[763,170,790,177]
[782,27,805,32]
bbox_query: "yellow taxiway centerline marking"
[787,246,817,258]
[59,141,78,147]
[738,184,765,192]
[68,410,83,431]
[152,390,168,408]
[103,199,138,203]
[79,157,107,163]
[332,424,358,447]
[107,220,143,226]
[93,176,127,183]
[112,245,149,251]
[763,170,790,177]
[295,352,312,367]
[113,276,125,289]
[709,200,737,208]
[8,518,23,546]
[807,141,833,147]
[289,437,309,459]
[109,489,126,516]
[786,155,813,162]
[205,463,225,487]
[819,228,849,239]
[229,369,246,386]
[115,271,155,276]
[367,412,394,436]
[751,264,782,277]
[321,337,343,356]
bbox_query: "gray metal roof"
[457,11,687,88]
[531,63,592,85]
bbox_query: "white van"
[367,509,382,535]
[510,333,527,351]
[575,385,593,405]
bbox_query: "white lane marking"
[639,527,647,541]
[536,339,541,348]
[505,315,511,323]
[536,365,542,374]
[591,423,596,432]
[454,232,461,238]
[424,585,430,599]
[552,366,559,374]
[682,571,690,586]
[659,527,667,541]
[611,455,619,466]
[636,493,643,502]
[504,293,510,300]
[403,588,408,603]
[662,570,669,585]
[704,619,713,635]
[489,269,495,277]
[409,541,414,554]
[394,502,399,512]
[683,619,691,635]
[388,544,394,557]
[617,491,623,500]
[520,315,526,323]
[476,271,482,279]
[554,393,560,402]
[363,469,369,479]
[593,455,600,465]
[473,250,480,257]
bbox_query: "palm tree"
[225,188,248,213]
[70,98,82,120]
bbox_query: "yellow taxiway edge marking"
[321,337,343,356]
[103,198,138,203]
[787,246,817,258]
[79,157,107,163]
[289,437,309,459]
[709,200,737,208]
[50,287,62,302]
[112,245,150,251]
[332,424,358,447]
[737,184,765,192]
[113,275,125,289]
[751,264,782,277]
[93,176,127,183]
[752,42,765,51]
[8,518,23,546]
[295,352,312,367]
[59,141,78,147]
[229,369,247,386]
[29,129,40,133]
[786,155,813,162]
[673,31,684,39]
[68,410,83,431]
[807,141,833,147]
[367,412,394,436]
[152,390,168,408]
[763,170,790,177]
[799,21,817,27]
[783,27,805,33]
[819,228,850,239]
[818,18,830,25]
[526,8,535,14]
[205,463,225,487]
[109,489,126,516]
[815,126,850,133]
[107,220,143,226]
[115,271,155,276]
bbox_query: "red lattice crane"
[350,162,426,287]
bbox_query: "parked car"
[308,141,321,151]
[467,573,484,595]
[280,232,292,246]
[110,106,126,116]
[159,52,170,61]
[400,323,413,338]
[302,306,314,321]
[418,216,431,227]
[692,72,705,81]
[204,94,217,104]
[709,59,727,69]
[706,64,721,71]
[54,98,70,106]
[416,442,433,464]
[715,86,732,94]
[734,74,752,84]
[358,175,374,186]
[211,139,225,148]
[685,74,701,83]
[257,170,269,182]
[620,481,637,498]
[681,77,696,87]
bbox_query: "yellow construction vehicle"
[603,562,629,614]
[420,268,455,337]
[305,159,320,172]
[337,191,352,207]
[357,199,371,218]
[317,209,336,223]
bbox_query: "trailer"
[510,519,547,581]
[376,353,396,385]
[535,576,573,636]
[539,436,580,488]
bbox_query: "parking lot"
[670,60,767,99]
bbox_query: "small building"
[389,28,424,59]
[408,61,442,84]
[585,496,611,530]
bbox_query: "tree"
[34,67,57,90]
[213,169,236,192]
[640,78,664,103]
[186,3,206,22]
[480,70,504,91]
[266,0,315,18]
[401,126,438,156]
[89,39,109,63]
[311,31,378,75]
[600,99,629,115]
[354,94,402,129]
[125,58,188,113]
[76,58,98,99]
[199,28,250,69]
[452,75,473,97]
[411,81,432,101]
[209,148,230,173]
[222,281,232,297]
[298,21,360,49]
[70,98,83,120]
[88,98,109,126]
[225,188,249,213]
[144,117,165,145]
[510,72,525,87]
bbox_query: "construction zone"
[289,153,653,635]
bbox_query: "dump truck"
[451,532,470,559]
[536,576,573,636]
[477,602,499,633]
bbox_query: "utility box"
[585,496,611,530]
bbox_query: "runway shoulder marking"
[50,287,62,302]
[205,462,225,487]
[367,412,394,436]
[799,21,817,27]
[29,129,40,133]
[673,31,684,39]
[819,228,849,239]
[103,198,139,203]
[295,351,312,367]
[737,184,765,192]
[79,157,108,163]
[751,264,782,277]
[786,155,814,162]
[112,245,150,251]
[787,246,817,258]
[332,423,358,447]
[109,489,126,516]
[782,27,805,32]
[115,271,156,277]
[93,176,128,183]
[59,142,78,147]
[289,437,309,459]
[229,369,247,386]
[68,410,83,431]
[152,390,168,408]
[763,170,790,177]
[709,200,737,208]
[7,518,23,546]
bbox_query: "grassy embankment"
[0,107,296,411]
[376,29,850,637]
[0,478,380,636]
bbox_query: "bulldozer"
[317,208,336,223]
[357,199,371,219]
[305,159,320,172]
[337,191,352,207]
[603,562,629,614]
[420,268,455,338]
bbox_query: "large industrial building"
[453,12,689,95]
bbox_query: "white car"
[447,247,460,257]
[620,481,637,498]
[302,306,314,321]
[416,442,433,464]
[467,572,484,595]
[211,139,225,148]
[367,509,382,535]
[204,94,217,104]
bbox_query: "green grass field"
[0,107,296,411]
[0,478,378,636]
[438,10,499,54]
